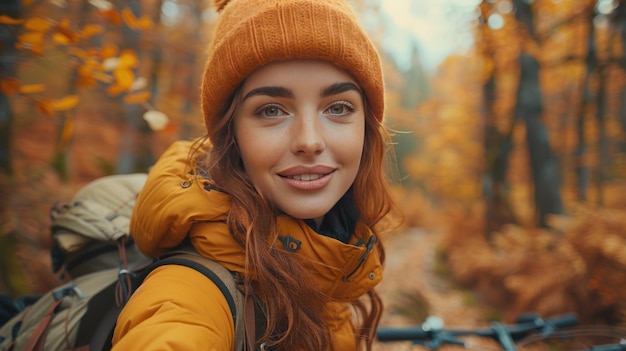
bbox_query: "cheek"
[333,125,365,165]
[235,124,280,179]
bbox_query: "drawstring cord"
[115,236,133,306]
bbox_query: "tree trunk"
[514,0,564,227]
[0,0,29,296]
[480,0,518,235]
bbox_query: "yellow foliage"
[107,83,125,97]
[54,20,80,44]
[120,7,153,30]
[36,99,54,117]
[52,95,80,111]
[68,47,86,59]
[0,15,23,25]
[442,203,626,323]
[81,24,103,39]
[24,17,50,32]
[123,91,151,104]
[100,44,119,59]
[98,9,122,26]
[92,71,113,84]
[59,118,74,150]
[18,84,45,94]
[77,58,105,85]
[121,7,140,30]
[137,16,153,30]
[118,49,139,69]
[17,31,44,47]
[112,68,135,91]
[52,32,71,45]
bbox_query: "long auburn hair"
[193,80,401,351]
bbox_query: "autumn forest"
[1,0,626,344]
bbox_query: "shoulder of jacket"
[141,253,247,351]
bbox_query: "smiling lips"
[279,166,336,190]
[287,173,324,181]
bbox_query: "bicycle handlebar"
[377,313,580,350]
[582,345,626,351]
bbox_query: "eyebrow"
[321,82,362,97]
[242,82,361,101]
[243,86,293,101]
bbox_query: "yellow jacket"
[112,141,383,351]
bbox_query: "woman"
[112,0,401,350]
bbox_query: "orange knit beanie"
[201,0,384,134]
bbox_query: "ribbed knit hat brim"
[201,0,384,134]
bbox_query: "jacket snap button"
[368,272,376,280]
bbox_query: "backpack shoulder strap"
[149,250,246,351]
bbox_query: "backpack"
[0,174,253,351]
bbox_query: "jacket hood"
[131,140,382,301]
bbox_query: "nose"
[291,112,324,156]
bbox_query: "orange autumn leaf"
[68,47,86,59]
[78,63,94,77]
[36,99,55,116]
[59,118,74,150]
[52,95,80,111]
[92,71,113,83]
[137,16,153,30]
[113,67,135,90]
[24,17,51,32]
[0,15,23,25]
[85,58,104,71]
[99,9,122,26]
[52,32,71,45]
[19,84,45,94]
[0,78,21,95]
[77,60,103,82]
[81,24,103,39]
[18,31,44,47]
[118,49,138,68]
[123,91,151,104]
[121,7,139,30]
[55,20,79,44]
[100,44,118,59]
[77,59,105,87]
[107,83,125,96]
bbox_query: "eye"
[325,101,355,117]
[255,104,287,119]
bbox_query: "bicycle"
[377,313,626,350]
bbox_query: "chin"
[285,208,330,221]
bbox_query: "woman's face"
[233,60,365,224]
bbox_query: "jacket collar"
[131,140,382,302]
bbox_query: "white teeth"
[290,174,322,181]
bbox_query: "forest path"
[375,228,493,351]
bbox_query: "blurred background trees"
[1,0,625,327]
